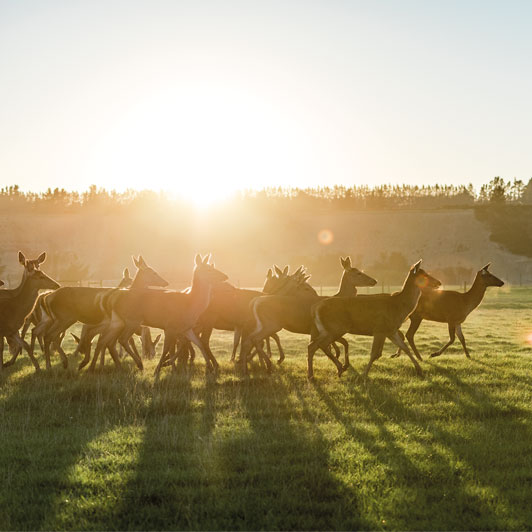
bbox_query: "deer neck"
[394,272,422,314]
[333,272,357,297]
[188,274,214,319]
[4,271,26,297]
[130,274,149,290]
[464,275,487,312]
[11,279,42,326]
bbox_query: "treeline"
[1,177,532,213]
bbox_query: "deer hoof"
[390,353,399,359]
[277,358,284,365]
[429,352,440,358]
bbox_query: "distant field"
[1,286,532,530]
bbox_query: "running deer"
[392,263,504,359]
[160,264,318,372]
[39,257,168,370]
[16,267,134,367]
[307,261,441,379]
[240,257,377,375]
[0,252,59,371]
[93,254,228,374]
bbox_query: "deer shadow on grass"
[113,365,363,531]
[215,372,368,530]
[0,359,151,530]
[311,364,532,529]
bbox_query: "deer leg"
[271,333,285,365]
[405,316,424,360]
[320,342,346,377]
[265,337,272,358]
[391,330,406,358]
[362,334,387,378]
[331,341,341,359]
[455,324,470,358]
[154,331,177,376]
[430,323,456,358]
[388,330,423,376]
[117,324,144,370]
[184,329,217,373]
[0,336,4,370]
[91,321,123,371]
[231,328,241,361]
[307,336,325,380]
[335,337,350,370]
[198,328,219,370]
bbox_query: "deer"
[239,257,378,375]
[158,264,318,373]
[0,252,59,371]
[38,257,168,370]
[90,254,228,374]
[19,268,133,364]
[392,263,504,360]
[307,260,441,379]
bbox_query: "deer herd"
[0,251,505,380]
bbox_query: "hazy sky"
[1,0,531,199]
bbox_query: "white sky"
[1,0,531,200]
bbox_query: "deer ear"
[123,267,130,279]
[283,265,289,276]
[138,256,148,269]
[303,274,312,283]
[482,263,491,271]
[154,333,161,345]
[266,268,272,279]
[194,254,202,266]
[293,265,303,276]
[344,256,352,269]
[18,251,26,266]
[274,265,283,276]
[206,253,212,265]
[412,260,422,273]
[133,256,140,268]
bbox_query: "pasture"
[1,286,532,530]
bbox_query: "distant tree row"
[1,177,532,213]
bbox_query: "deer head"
[18,251,47,277]
[117,267,133,289]
[192,254,228,286]
[340,256,378,289]
[131,256,169,288]
[478,263,504,287]
[408,260,441,290]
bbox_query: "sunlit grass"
[1,289,532,530]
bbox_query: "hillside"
[1,208,531,287]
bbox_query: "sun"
[82,84,316,205]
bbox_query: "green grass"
[1,287,532,530]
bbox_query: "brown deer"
[157,264,322,372]
[39,257,168,370]
[92,254,228,374]
[392,263,504,359]
[307,261,441,379]
[240,257,377,374]
[0,252,59,371]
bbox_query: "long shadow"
[215,371,369,530]
[312,363,532,529]
[0,358,151,530]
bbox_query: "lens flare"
[318,229,334,245]
[526,332,532,346]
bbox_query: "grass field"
[1,286,532,530]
